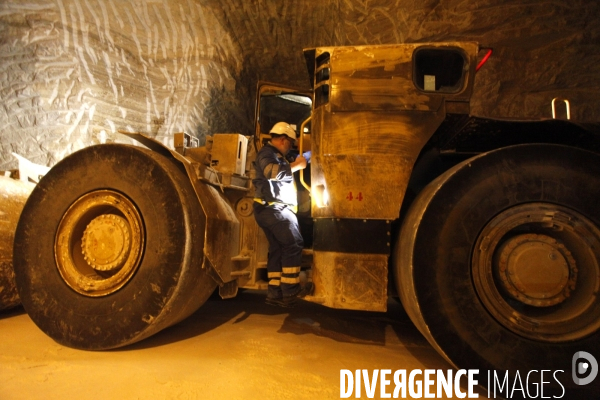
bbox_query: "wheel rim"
[472,202,600,342]
[55,190,145,297]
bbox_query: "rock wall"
[211,0,600,122]
[1,0,599,169]
[0,0,245,170]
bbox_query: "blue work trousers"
[253,203,304,297]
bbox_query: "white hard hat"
[270,122,297,143]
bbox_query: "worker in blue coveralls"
[253,121,314,307]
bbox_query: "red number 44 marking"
[346,192,363,201]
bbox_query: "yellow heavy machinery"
[0,176,33,311]
[13,43,599,396]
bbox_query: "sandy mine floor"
[0,290,490,400]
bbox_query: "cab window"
[413,48,467,93]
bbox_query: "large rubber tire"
[13,144,216,350]
[395,144,600,398]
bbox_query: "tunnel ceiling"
[209,0,600,121]
[0,0,599,169]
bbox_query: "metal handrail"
[298,115,311,193]
[551,98,571,120]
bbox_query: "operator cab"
[254,82,314,245]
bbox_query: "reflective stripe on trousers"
[253,202,303,297]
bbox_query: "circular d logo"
[572,351,598,386]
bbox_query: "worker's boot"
[265,282,314,308]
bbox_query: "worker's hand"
[302,151,312,163]
[291,155,307,172]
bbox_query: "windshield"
[257,91,312,148]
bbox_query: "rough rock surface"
[0,0,246,170]
[210,0,600,122]
[1,0,599,168]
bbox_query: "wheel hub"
[498,234,576,307]
[82,214,131,272]
[472,202,600,342]
[55,190,144,297]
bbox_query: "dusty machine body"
[13,42,600,396]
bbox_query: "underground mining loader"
[13,42,600,395]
